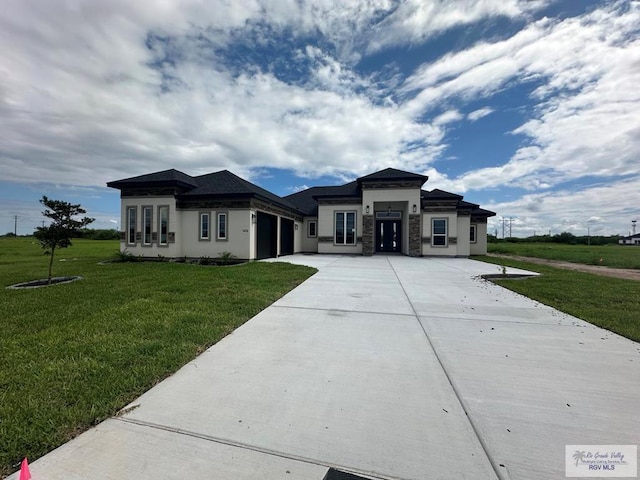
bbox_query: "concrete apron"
[9,256,639,480]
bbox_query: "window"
[200,213,210,240]
[158,206,169,245]
[143,207,152,245]
[127,207,137,245]
[217,212,227,240]
[335,211,356,245]
[432,218,447,246]
[308,220,317,238]
[470,224,477,243]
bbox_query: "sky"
[1,0,639,238]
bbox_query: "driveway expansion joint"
[114,417,406,480]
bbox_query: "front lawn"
[0,237,316,477]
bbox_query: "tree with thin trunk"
[33,196,94,284]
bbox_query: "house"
[618,233,640,245]
[107,167,495,260]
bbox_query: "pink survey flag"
[19,458,31,480]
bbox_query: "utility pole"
[501,217,505,239]
[14,215,18,236]
[587,227,590,246]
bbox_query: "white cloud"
[367,0,549,53]
[402,2,640,193]
[485,176,640,237]
[467,107,494,122]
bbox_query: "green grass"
[488,242,640,269]
[477,255,640,343]
[0,237,316,477]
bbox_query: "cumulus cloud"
[485,176,640,237]
[1,0,639,237]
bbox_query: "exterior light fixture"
[412,204,417,213]
[251,213,257,224]
[295,224,299,230]
[387,205,392,214]
[366,205,370,214]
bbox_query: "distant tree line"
[488,232,621,245]
[2,228,119,240]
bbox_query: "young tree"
[33,196,94,284]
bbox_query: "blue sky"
[1,0,639,237]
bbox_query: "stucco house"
[107,167,495,260]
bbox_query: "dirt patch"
[487,254,640,281]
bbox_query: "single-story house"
[618,233,640,245]
[107,167,495,260]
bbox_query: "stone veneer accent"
[362,214,374,256]
[408,214,421,257]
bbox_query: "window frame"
[470,224,477,244]
[126,206,137,245]
[158,205,169,246]
[432,218,448,247]
[307,220,317,238]
[334,211,356,245]
[142,206,153,246]
[217,212,228,241]
[199,212,210,241]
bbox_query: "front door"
[376,220,402,253]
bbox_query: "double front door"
[376,220,402,253]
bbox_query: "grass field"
[488,242,640,269]
[477,255,640,343]
[0,237,316,477]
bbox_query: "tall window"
[143,206,152,245]
[470,224,477,243]
[308,220,317,238]
[217,212,227,240]
[200,213,210,240]
[432,218,448,246]
[335,211,356,245]
[127,207,137,245]
[158,206,169,245]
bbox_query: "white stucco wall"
[422,212,458,256]
[363,188,420,255]
[470,222,488,255]
[317,204,363,254]
[119,196,181,257]
[180,209,252,260]
[300,217,318,253]
[456,215,471,257]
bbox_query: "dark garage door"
[256,212,278,259]
[280,218,294,256]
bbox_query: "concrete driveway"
[10,255,639,480]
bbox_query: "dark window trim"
[126,206,137,246]
[158,205,170,247]
[470,224,477,243]
[334,211,357,246]
[307,220,317,238]
[217,211,228,241]
[199,211,211,241]
[142,205,153,246]
[431,218,448,247]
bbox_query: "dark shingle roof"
[182,170,299,210]
[471,207,496,218]
[422,189,463,200]
[358,168,428,184]
[285,181,360,216]
[107,169,198,189]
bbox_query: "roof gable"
[358,167,428,185]
[107,169,198,189]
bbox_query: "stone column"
[362,215,374,256]
[408,214,421,257]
